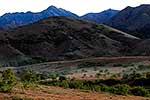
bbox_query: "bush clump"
[20,69,41,88]
[130,87,150,97]
[110,84,130,95]
[0,69,16,92]
[40,79,150,97]
[20,69,40,83]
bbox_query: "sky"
[0,0,150,16]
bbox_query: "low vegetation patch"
[40,77,150,97]
[0,69,17,92]
[78,62,106,69]
[1,68,150,98]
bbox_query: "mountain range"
[106,4,150,39]
[1,4,150,40]
[0,5,120,31]
[0,4,150,66]
[0,6,78,30]
[81,9,119,23]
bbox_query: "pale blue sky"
[0,0,150,16]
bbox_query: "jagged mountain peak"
[0,5,79,30]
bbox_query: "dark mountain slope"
[0,6,78,30]
[106,4,150,39]
[133,39,150,55]
[81,9,119,23]
[0,16,140,65]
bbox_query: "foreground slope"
[0,16,140,65]
[0,86,149,100]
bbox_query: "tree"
[0,69,16,92]
[20,68,40,83]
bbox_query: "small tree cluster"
[0,69,16,92]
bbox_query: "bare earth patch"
[0,86,149,100]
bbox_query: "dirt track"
[1,56,150,73]
[41,56,150,64]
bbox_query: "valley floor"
[0,86,149,100]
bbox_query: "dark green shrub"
[131,73,145,80]
[146,72,150,79]
[98,84,110,92]
[99,70,103,73]
[110,74,117,79]
[19,69,41,88]
[113,64,123,67]
[59,80,69,88]
[48,72,59,80]
[69,80,83,89]
[0,69,16,92]
[95,73,101,78]
[110,84,130,95]
[38,72,49,80]
[138,64,150,70]
[122,73,129,79]
[59,76,67,82]
[129,78,150,86]
[95,79,123,86]
[40,78,150,97]
[130,87,150,97]
[78,62,94,68]
[20,69,40,83]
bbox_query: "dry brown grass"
[0,85,150,100]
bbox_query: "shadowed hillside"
[0,16,141,66]
[106,4,150,39]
